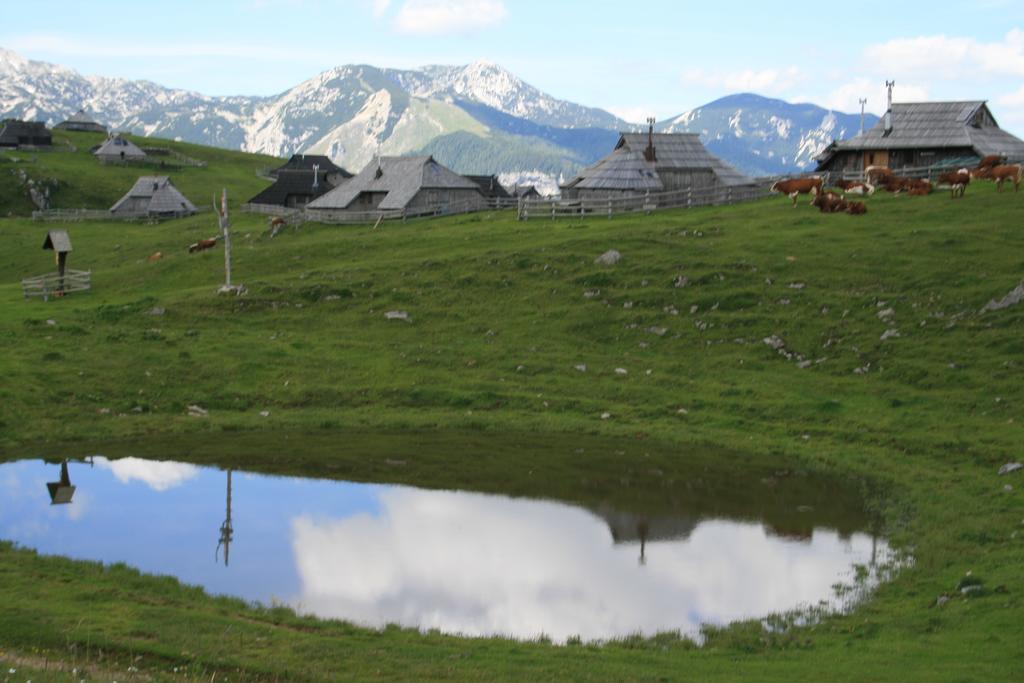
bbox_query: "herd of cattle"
[769,154,1023,215]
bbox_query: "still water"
[0,456,890,642]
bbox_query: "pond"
[0,453,892,643]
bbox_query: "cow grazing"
[812,191,848,213]
[990,164,1023,192]
[846,201,867,215]
[937,169,971,198]
[770,177,823,207]
[906,179,932,196]
[842,181,875,196]
[188,238,218,253]
[977,154,1006,170]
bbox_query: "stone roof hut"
[307,156,485,215]
[94,135,146,163]
[561,130,751,200]
[0,120,51,148]
[816,101,1024,172]
[54,109,108,134]
[110,176,196,218]
[248,169,342,208]
[465,174,512,200]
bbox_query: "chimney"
[312,163,319,189]
[884,80,894,135]
[643,117,657,162]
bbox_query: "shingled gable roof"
[94,135,146,160]
[308,156,482,211]
[564,132,752,192]
[823,101,1024,159]
[0,120,51,146]
[55,109,107,133]
[466,174,512,199]
[110,176,196,215]
[271,153,349,178]
[248,169,337,206]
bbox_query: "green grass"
[1,145,1024,680]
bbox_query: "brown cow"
[188,238,218,253]
[977,154,1006,170]
[770,177,823,207]
[906,179,932,196]
[865,165,894,185]
[812,191,848,213]
[990,164,1023,192]
[846,201,867,215]
[937,169,970,198]
[842,181,875,196]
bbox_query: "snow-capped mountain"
[0,47,868,184]
[659,93,877,176]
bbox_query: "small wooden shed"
[94,134,146,163]
[22,230,91,300]
[46,461,76,505]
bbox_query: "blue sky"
[3,0,1024,132]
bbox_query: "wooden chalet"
[94,134,146,163]
[110,176,196,218]
[510,185,542,200]
[54,109,108,134]
[247,168,341,209]
[816,101,1024,173]
[561,129,752,200]
[270,154,351,185]
[465,174,512,200]
[0,120,51,148]
[307,156,485,216]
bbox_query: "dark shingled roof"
[465,174,512,199]
[0,120,51,147]
[271,154,350,178]
[248,169,338,206]
[819,101,1024,162]
[110,176,196,216]
[55,109,108,134]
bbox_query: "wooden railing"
[22,269,92,301]
[32,207,206,222]
[518,183,769,220]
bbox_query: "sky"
[3,0,1024,133]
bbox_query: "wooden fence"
[518,183,769,221]
[22,269,92,301]
[32,207,208,222]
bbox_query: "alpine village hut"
[54,109,108,134]
[560,127,752,201]
[510,185,542,200]
[94,134,147,163]
[0,120,51,148]
[815,101,1024,173]
[248,154,354,209]
[306,155,486,217]
[465,174,512,201]
[110,176,196,218]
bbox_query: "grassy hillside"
[1,174,1024,680]
[0,130,281,215]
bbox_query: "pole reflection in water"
[46,460,76,505]
[216,470,233,567]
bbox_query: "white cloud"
[681,66,805,95]
[4,33,306,63]
[393,0,508,35]
[819,77,930,116]
[864,30,1024,80]
[605,105,655,124]
[96,457,199,492]
[371,0,392,15]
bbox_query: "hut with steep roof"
[0,120,51,148]
[247,168,343,209]
[307,156,485,216]
[815,101,1024,173]
[55,109,108,134]
[94,135,146,163]
[465,174,512,201]
[270,154,350,182]
[110,176,196,218]
[561,128,752,201]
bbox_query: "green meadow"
[1,134,1023,681]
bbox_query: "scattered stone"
[583,289,600,299]
[877,308,895,320]
[638,342,649,348]
[1005,484,1014,492]
[324,294,341,301]
[615,367,628,375]
[674,275,689,288]
[641,279,649,286]
[98,408,111,415]
[663,305,679,315]
[677,408,689,415]
[45,319,56,326]
[763,335,786,350]
[218,284,247,296]
[934,595,950,608]
[765,277,774,286]
[646,326,667,337]
[516,364,526,372]
[980,282,1024,313]
[961,584,983,596]
[690,305,699,314]
[146,306,165,316]
[384,310,411,322]
[259,410,270,417]
[777,298,791,306]
[788,282,806,290]
[998,462,1023,476]
[880,328,901,341]
[796,360,813,369]
[131,405,144,413]
[594,250,621,266]
[854,363,871,375]
[574,363,587,373]
[187,404,208,418]
[601,412,612,420]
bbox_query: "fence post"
[727,187,733,204]
[551,202,555,221]
[687,188,692,208]
[607,199,612,219]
